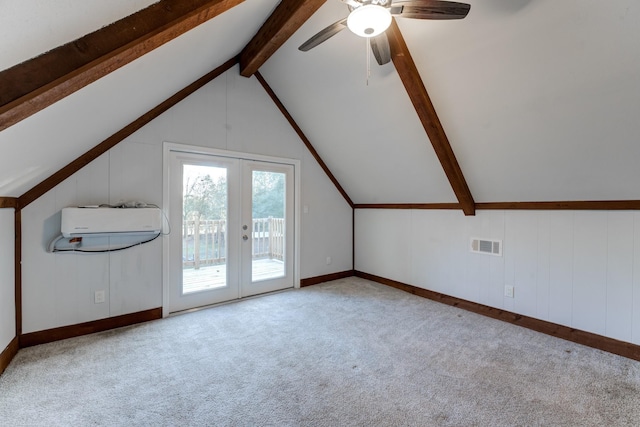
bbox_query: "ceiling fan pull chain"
[366,36,371,86]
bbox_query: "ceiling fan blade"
[390,0,470,20]
[298,18,348,52]
[370,32,391,66]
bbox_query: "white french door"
[241,160,294,296]
[165,149,295,314]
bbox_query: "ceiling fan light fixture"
[347,4,392,38]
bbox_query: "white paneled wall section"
[21,66,352,334]
[356,209,640,345]
[0,209,15,351]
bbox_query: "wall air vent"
[470,238,502,256]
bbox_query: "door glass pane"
[182,164,228,294]
[251,170,285,282]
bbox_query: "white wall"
[0,209,15,351]
[21,67,353,334]
[356,209,640,345]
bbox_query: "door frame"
[162,142,301,318]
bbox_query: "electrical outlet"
[326,256,332,265]
[504,285,514,298]
[94,290,106,304]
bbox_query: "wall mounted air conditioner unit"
[61,207,162,237]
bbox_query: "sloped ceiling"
[0,0,280,197]
[261,0,640,203]
[0,0,158,71]
[2,0,640,205]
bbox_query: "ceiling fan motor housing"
[354,0,394,6]
[299,1,470,53]
[347,4,393,37]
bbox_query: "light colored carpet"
[1,277,640,426]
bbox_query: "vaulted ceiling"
[2,0,640,211]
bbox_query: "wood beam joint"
[0,198,18,209]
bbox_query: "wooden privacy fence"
[183,217,284,269]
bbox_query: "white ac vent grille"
[470,238,502,256]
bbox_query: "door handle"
[243,235,249,241]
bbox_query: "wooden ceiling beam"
[18,58,237,210]
[386,19,475,216]
[0,0,244,132]
[239,0,327,77]
[354,203,461,210]
[476,201,640,210]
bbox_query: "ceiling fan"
[299,0,471,66]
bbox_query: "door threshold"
[168,287,294,317]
